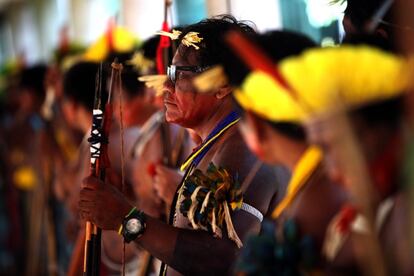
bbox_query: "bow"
[83,60,121,276]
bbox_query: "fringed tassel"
[223,203,243,248]
[188,186,203,229]
[211,209,222,238]
[200,191,211,214]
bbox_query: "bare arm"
[135,210,260,275]
[79,130,279,274]
[80,173,261,274]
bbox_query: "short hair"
[342,32,394,52]
[258,30,316,60]
[63,62,99,110]
[224,29,316,88]
[177,15,256,67]
[139,35,161,61]
[19,64,48,101]
[120,65,146,99]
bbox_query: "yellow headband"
[234,45,411,123]
[282,46,410,117]
[234,72,306,123]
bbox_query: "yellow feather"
[193,65,228,93]
[235,46,411,123]
[138,75,167,96]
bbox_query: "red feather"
[156,21,171,74]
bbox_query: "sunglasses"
[167,65,210,84]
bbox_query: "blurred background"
[0,0,345,66]
[0,1,352,275]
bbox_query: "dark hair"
[19,64,48,101]
[121,65,146,98]
[342,0,394,30]
[342,32,394,52]
[234,30,316,141]
[351,96,403,130]
[234,98,307,141]
[258,30,316,62]
[223,29,316,86]
[120,36,164,98]
[63,62,99,110]
[106,51,135,65]
[344,0,395,39]
[140,35,161,61]
[177,15,256,67]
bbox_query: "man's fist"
[79,175,133,231]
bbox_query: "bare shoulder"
[210,128,286,215]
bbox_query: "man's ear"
[215,85,233,99]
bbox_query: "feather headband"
[157,30,203,50]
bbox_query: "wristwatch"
[120,207,146,243]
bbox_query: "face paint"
[163,47,219,128]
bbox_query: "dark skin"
[80,45,284,275]
[61,94,138,270]
[80,128,282,275]
[240,112,347,255]
[306,112,414,275]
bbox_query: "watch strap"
[119,207,146,243]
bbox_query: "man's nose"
[163,78,175,95]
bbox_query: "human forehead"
[172,45,201,66]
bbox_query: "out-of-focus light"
[306,0,346,27]
[321,37,337,47]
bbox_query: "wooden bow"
[83,60,121,276]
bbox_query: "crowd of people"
[0,0,413,275]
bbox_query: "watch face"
[126,218,142,234]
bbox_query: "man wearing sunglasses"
[80,15,288,275]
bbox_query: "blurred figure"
[335,0,412,53]
[124,36,193,274]
[3,64,53,275]
[62,61,142,276]
[61,61,101,276]
[303,47,414,275]
[202,30,346,274]
[152,128,201,206]
[128,36,192,219]
[0,62,21,275]
[41,44,87,275]
[243,43,413,274]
